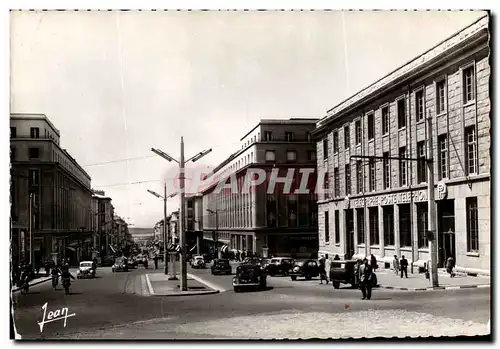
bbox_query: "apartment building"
[313,16,490,275]
[92,190,114,259]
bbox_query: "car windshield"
[195,257,203,260]
[80,262,92,267]
[270,259,279,264]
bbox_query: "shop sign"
[437,181,448,200]
[351,190,427,208]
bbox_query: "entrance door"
[437,200,455,267]
[345,209,355,260]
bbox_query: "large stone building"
[313,16,490,275]
[201,118,319,258]
[10,113,94,265]
[92,190,114,259]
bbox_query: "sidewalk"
[376,268,491,291]
[145,273,219,296]
[11,268,81,293]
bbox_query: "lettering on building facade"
[350,190,427,208]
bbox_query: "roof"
[10,113,61,136]
[240,118,319,141]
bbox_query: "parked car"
[265,257,294,276]
[136,255,149,268]
[126,257,136,269]
[190,255,206,269]
[232,264,267,292]
[77,261,96,279]
[112,257,129,272]
[211,259,232,275]
[329,259,358,289]
[289,259,321,281]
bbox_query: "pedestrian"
[319,258,328,284]
[392,255,400,275]
[400,255,408,278]
[358,258,374,300]
[370,254,378,271]
[353,259,362,289]
[333,254,340,261]
[446,256,455,277]
[153,255,158,269]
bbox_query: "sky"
[9,10,487,228]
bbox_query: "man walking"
[392,255,400,275]
[153,254,158,270]
[358,258,374,300]
[400,255,408,278]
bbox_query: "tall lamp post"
[152,141,212,291]
[147,186,177,275]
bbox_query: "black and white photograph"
[8,7,492,340]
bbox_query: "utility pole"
[179,137,187,291]
[426,116,439,287]
[163,182,168,275]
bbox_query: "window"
[417,203,428,248]
[323,138,329,159]
[333,130,339,153]
[287,194,297,227]
[381,152,390,189]
[466,197,479,252]
[285,132,294,142]
[397,98,406,129]
[10,147,16,161]
[416,90,424,122]
[307,132,312,142]
[356,161,363,193]
[265,150,275,162]
[367,113,375,140]
[10,127,16,138]
[436,79,446,114]
[463,65,475,103]
[383,206,394,246]
[345,164,351,196]
[439,134,448,180]
[334,211,340,244]
[355,120,362,145]
[369,159,376,192]
[324,172,330,198]
[399,147,407,187]
[381,107,389,135]
[356,208,365,244]
[369,207,379,245]
[264,131,272,141]
[286,150,297,162]
[308,151,317,161]
[417,141,426,183]
[30,127,40,138]
[324,211,329,243]
[29,169,40,186]
[344,125,350,149]
[465,126,477,175]
[334,167,340,197]
[29,147,40,159]
[399,204,411,247]
[266,194,277,227]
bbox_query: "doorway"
[437,200,455,267]
[345,209,355,259]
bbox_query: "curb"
[145,273,220,297]
[11,277,52,293]
[187,273,227,293]
[378,284,490,291]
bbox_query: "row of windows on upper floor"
[242,130,313,149]
[10,126,59,143]
[323,126,478,198]
[322,65,477,157]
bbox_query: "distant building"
[92,190,114,258]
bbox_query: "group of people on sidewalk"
[392,255,410,278]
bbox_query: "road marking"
[477,284,490,288]
[187,273,227,292]
[145,274,155,295]
[445,286,460,290]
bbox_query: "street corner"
[145,273,219,297]
[186,272,228,293]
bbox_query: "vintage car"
[265,257,294,276]
[329,259,358,289]
[136,255,149,268]
[190,255,206,269]
[211,259,232,275]
[77,261,96,279]
[242,257,263,266]
[232,264,267,292]
[289,259,321,281]
[126,257,137,269]
[112,257,129,272]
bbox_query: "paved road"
[12,262,491,339]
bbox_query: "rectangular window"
[266,194,277,227]
[356,160,363,193]
[436,79,446,114]
[466,197,479,252]
[323,138,329,159]
[10,127,16,138]
[334,211,340,244]
[398,98,406,129]
[399,204,411,247]
[439,134,448,180]
[29,147,40,159]
[30,127,40,139]
[399,146,407,187]
[324,211,330,243]
[417,203,428,248]
[324,172,330,199]
[333,130,339,153]
[416,90,424,122]
[344,125,350,149]
[264,131,272,141]
[29,169,40,186]
[465,126,477,175]
[308,151,317,161]
[356,208,365,244]
[369,159,376,192]
[463,65,475,103]
[355,120,362,145]
[417,141,427,183]
[369,207,379,245]
[334,167,340,197]
[368,113,375,140]
[265,150,275,162]
[345,164,351,196]
[382,107,389,135]
[383,152,390,189]
[383,206,394,246]
[286,150,297,162]
[287,194,297,227]
[285,132,294,142]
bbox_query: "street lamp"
[206,208,221,259]
[151,140,212,291]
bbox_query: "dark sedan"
[211,259,232,275]
[289,259,321,281]
[232,264,267,292]
[265,257,294,276]
[112,257,128,272]
[329,259,357,289]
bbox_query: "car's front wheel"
[291,275,297,281]
[332,281,340,289]
[234,286,241,293]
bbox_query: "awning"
[109,245,117,254]
[221,245,229,253]
[189,245,197,252]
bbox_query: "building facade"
[10,113,94,266]
[201,119,319,258]
[313,16,490,274]
[92,190,114,259]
